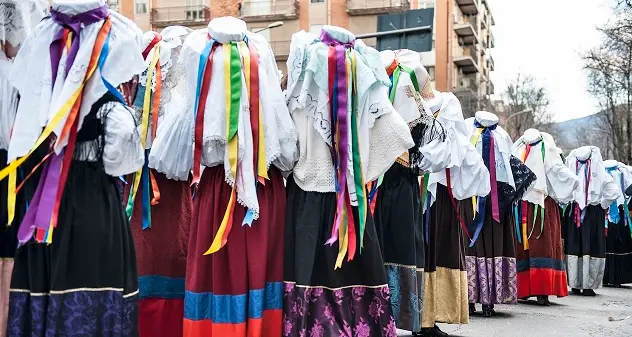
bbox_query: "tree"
[583,8,632,162]
[500,73,552,139]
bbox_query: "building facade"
[112,0,494,110]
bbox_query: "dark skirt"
[604,206,632,285]
[126,171,192,337]
[374,164,424,332]
[283,175,397,337]
[564,203,606,290]
[7,160,139,337]
[184,166,284,337]
[465,191,517,305]
[1,149,16,337]
[516,198,568,298]
[422,184,469,328]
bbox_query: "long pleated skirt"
[516,198,568,298]
[604,206,632,286]
[564,203,606,290]
[465,195,517,305]
[7,161,139,336]
[283,175,397,337]
[422,184,469,328]
[183,166,284,337]
[374,164,424,332]
[0,149,17,337]
[126,171,192,337]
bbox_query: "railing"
[347,0,411,14]
[151,6,210,26]
[240,0,298,19]
[456,74,479,92]
[270,40,291,59]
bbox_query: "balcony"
[454,17,479,46]
[488,80,495,95]
[270,40,291,61]
[347,0,411,16]
[488,54,495,71]
[488,31,495,48]
[240,0,299,22]
[455,0,479,15]
[454,74,479,99]
[454,46,479,74]
[151,6,210,27]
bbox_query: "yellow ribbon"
[7,171,16,226]
[129,46,160,207]
[204,43,240,255]
[470,128,484,217]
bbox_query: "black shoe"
[571,288,582,295]
[482,304,493,317]
[419,325,449,337]
[489,303,496,315]
[469,303,476,314]
[536,296,550,306]
[583,289,597,296]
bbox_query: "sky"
[488,0,615,121]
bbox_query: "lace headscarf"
[0,0,48,49]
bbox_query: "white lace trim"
[0,0,48,47]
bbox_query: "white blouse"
[426,92,490,203]
[512,129,577,207]
[286,27,414,196]
[566,146,621,209]
[0,54,18,151]
[604,160,632,207]
[95,102,144,176]
[149,17,298,220]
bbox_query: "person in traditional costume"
[511,129,578,305]
[464,111,536,317]
[3,0,146,335]
[149,17,297,337]
[421,92,489,337]
[123,26,192,337]
[0,1,48,335]
[283,26,414,337]
[603,160,632,287]
[564,146,621,296]
[374,49,451,334]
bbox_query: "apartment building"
[112,0,494,110]
[419,0,495,114]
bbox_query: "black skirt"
[283,175,397,337]
[374,163,424,332]
[604,205,632,286]
[7,160,139,337]
[564,203,606,290]
[422,184,469,328]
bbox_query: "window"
[135,0,147,14]
[309,24,323,34]
[428,66,435,81]
[186,0,204,21]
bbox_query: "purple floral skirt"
[283,176,397,337]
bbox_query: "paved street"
[398,286,632,337]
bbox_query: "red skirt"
[127,171,193,337]
[184,166,284,337]
[515,197,568,298]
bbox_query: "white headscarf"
[8,0,146,162]
[0,0,48,48]
[566,146,621,209]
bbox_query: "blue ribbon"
[98,30,126,104]
[141,150,151,230]
[514,203,521,243]
[468,122,497,247]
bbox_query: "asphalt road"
[397,286,632,337]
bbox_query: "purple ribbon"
[49,5,109,85]
[320,29,354,245]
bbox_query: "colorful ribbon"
[575,159,591,227]
[319,30,368,269]
[515,139,546,249]
[445,168,473,241]
[126,41,162,230]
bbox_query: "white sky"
[488,0,614,121]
